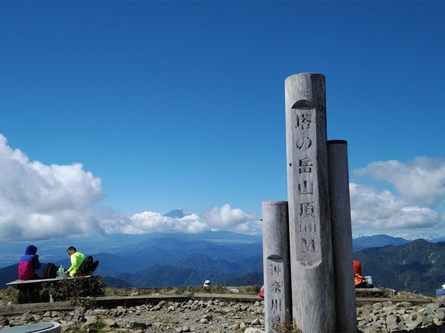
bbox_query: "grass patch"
[0,287,18,304]
[1,283,260,304]
[104,285,261,297]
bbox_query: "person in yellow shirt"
[65,246,86,277]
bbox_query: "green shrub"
[0,287,18,304]
[275,321,302,333]
[48,276,104,301]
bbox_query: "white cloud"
[0,135,262,240]
[350,182,441,230]
[0,134,104,241]
[201,204,258,230]
[122,211,207,234]
[354,157,445,207]
[117,204,260,235]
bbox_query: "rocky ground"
[356,300,445,333]
[0,299,265,333]
[2,298,445,332]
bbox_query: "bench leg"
[17,286,29,304]
[17,284,41,303]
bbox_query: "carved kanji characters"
[299,158,313,174]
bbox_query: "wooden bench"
[6,276,92,304]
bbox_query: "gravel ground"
[3,298,445,332]
[1,299,265,333]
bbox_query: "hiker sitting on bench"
[19,245,41,280]
[65,246,85,277]
[354,260,368,288]
[65,246,99,277]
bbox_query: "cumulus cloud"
[354,157,445,207]
[121,211,207,234]
[0,134,260,241]
[350,183,440,230]
[350,157,445,235]
[201,204,259,232]
[0,134,104,241]
[114,204,260,235]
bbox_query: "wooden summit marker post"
[328,140,357,332]
[262,201,291,332]
[285,73,336,332]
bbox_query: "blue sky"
[1,1,444,241]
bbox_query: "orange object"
[353,260,362,276]
[353,260,366,286]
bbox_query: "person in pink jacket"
[18,245,41,280]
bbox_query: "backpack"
[75,256,99,276]
[42,263,58,278]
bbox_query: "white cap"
[442,284,445,289]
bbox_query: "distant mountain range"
[354,239,445,296]
[2,231,443,295]
[0,230,262,268]
[0,231,263,289]
[0,232,407,269]
[352,234,410,251]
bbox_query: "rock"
[72,313,85,322]
[229,324,239,330]
[385,315,399,325]
[84,315,98,326]
[202,314,213,321]
[372,302,382,310]
[103,318,117,327]
[405,319,422,330]
[116,306,127,316]
[433,317,443,326]
[244,328,263,333]
[0,317,9,326]
[436,309,445,320]
[363,326,381,333]
[93,309,109,315]
[396,301,413,308]
[251,318,260,326]
[21,311,35,322]
[60,321,75,330]
[126,319,149,329]
[422,315,433,327]
[386,315,401,331]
